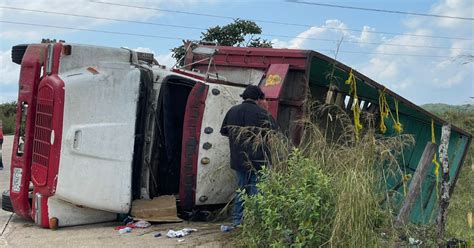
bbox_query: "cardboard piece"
[131,195,182,222]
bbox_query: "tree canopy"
[171,19,272,65]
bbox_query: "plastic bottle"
[119,227,132,234]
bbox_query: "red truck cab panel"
[31,43,64,227]
[10,43,65,227]
[260,64,290,119]
[31,73,65,227]
[10,44,47,219]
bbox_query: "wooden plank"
[334,92,344,108]
[395,142,437,226]
[325,88,336,105]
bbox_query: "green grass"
[447,163,474,241]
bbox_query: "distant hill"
[421,103,474,116]
[421,103,473,137]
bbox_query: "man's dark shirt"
[220,100,278,172]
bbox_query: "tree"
[171,19,272,65]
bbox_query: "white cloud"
[0,50,20,87]
[133,47,176,67]
[356,26,377,44]
[360,0,473,95]
[271,19,379,50]
[155,52,176,68]
[0,0,201,42]
[272,26,326,49]
[270,0,473,104]
[0,93,18,103]
[0,49,20,103]
[430,0,474,28]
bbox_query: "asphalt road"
[0,136,232,247]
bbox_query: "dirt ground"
[0,136,235,247]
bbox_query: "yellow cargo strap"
[345,69,362,141]
[378,89,403,134]
[392,99,403,134]
[431,119,440,199]
[378,89,389,134]
[402,173,412,196]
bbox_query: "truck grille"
[32,87,54,168]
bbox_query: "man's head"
[240,85,265,101]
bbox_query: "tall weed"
[238,103,414,247]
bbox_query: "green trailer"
[308,54,471,224]
[187,45,472,224]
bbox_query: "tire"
[2,190,13,212]
[11,44,28,65]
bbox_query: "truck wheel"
[11,44,28,65]
[2,190,13,212]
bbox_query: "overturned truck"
[5,42,471,228]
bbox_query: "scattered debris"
[177,239,185,243]
[114,224,134,231]
[166,228,197,238]
[133,220,151,228]
[118,227,132,234]
[220,225,234,232]
[154,232,162,238]
[114,220,151,232]
[408,237,422,246]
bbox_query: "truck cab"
[9,42,248,227]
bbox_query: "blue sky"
[0,0,473,105]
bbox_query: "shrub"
[0,101,17,134]
[241,149,334,247]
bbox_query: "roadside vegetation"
[237,103,473,247]
[0,101,16,134]
[238,103,414,246]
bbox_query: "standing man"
[220,85,277,227]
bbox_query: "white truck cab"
[9,43,248,227]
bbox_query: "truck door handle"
[73,130,82,149]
